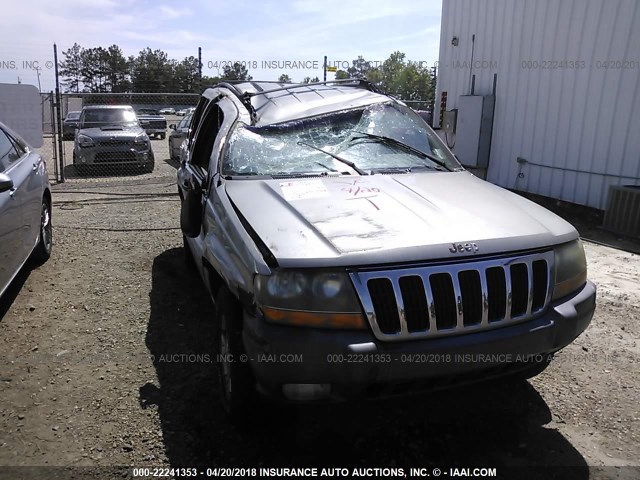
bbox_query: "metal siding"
[436,0,640,209]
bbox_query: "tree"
[103,45,130,92]
[201,74,221,89]
[335,70,349,80]
[173,56,200,93]
[323,51,435,109]
[59,43,83,92]
[221,62,252,81]
[79,47,109,92]
[347,56,378,79]
[302,76,320,83]
[378,51,433,109]
[130,48,173,92]
[380,51,406,91]
[278,74,292,83]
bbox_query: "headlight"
[255,270,366,329]
[134,133,149,144]
[77,134,94,147]
[553,240,587,300]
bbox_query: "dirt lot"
[0,136,639,479]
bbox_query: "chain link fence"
[50,93,198,182]
[49,92,433,184]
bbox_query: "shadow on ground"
[0,264,34,322]
[144,248,588,477]
[164,158,180,169]
[62,163,153,179]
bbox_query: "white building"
[435,0,640,210]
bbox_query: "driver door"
[179,95,237,264]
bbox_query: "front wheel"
[215,288,256,421]
[142,156,155,173]
[31,197,52,263]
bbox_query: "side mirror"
[0,173,14,193]
[180,172,203,238]
[169,124,176,130]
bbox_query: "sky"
[0,0,442,92]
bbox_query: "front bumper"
[143,128,166,136]
[242,280,596,401]
[74,145,153,166]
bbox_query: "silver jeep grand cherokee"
[73,105,154,174]
[177,80,596,419]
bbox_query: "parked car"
[135,108,167,140]
[177,80,596,420]
[159,108,176,115]
[0,121,52,299]
[176,107,195,117]
[62,111,81,140]
[73,105,154,174]
[168,113,192,160]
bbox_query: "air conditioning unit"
[603,185,640,238]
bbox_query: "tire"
[160,133,166,140]
[31,197,52,263]
[215,287,256,421]
[143,155,155,173]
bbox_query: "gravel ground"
[0,139,638,479]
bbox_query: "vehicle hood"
[224,171,578,267]
[78,126,145,139]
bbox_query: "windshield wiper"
[273,170,342,178]
[223,171,263,179]
[370,166,434,174]
[351,131,454,172]
[297,141,367,175]
[315,161,338,172]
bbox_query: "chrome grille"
[349,251,554,341]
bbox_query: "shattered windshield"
[223,102,461,176]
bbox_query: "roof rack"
[242,78,383,98]
[211,78,384,123]
[214,82,258,121]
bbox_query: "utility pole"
[35,66,42,92]
[54,44,65,182]
[198,47,202,92]
[431,64,437,126]
[323,56,327,82]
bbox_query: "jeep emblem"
[449,242,479,253]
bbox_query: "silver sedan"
[0,121,52,299]
[168,113,192,160]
